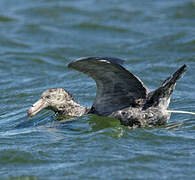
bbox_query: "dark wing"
[68,57,149,116]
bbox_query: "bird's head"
[28,88,73,117]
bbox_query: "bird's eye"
[45,95,50,99]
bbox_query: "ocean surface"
[0,0,195,179]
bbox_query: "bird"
[28,57,191,128]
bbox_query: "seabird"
[28,57,193,128]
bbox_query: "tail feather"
[144,65,187,109]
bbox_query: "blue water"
[0,0,195,179]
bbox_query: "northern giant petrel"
[28,57,194,128]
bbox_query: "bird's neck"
[55,100,87,117]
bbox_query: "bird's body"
[28,57,187,128]
[109,107,170,128]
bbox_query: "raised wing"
[68,57,149,116]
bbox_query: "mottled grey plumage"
[109,107,170,128]
[28,56,186,128]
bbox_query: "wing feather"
[68,57,149,116]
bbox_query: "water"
[0,0,195,179]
